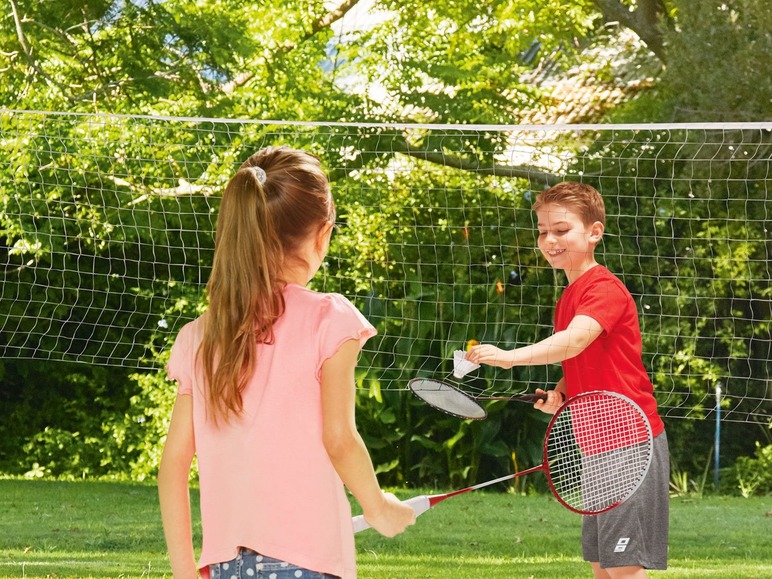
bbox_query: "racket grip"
[352,495,431,533]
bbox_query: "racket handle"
[352,495,431,533]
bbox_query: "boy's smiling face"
[535,202,603,283]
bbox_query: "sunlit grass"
[1,479,770,578]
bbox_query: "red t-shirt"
[555,265,664,436]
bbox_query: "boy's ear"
[589,221,604,243]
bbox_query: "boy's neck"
[564,259,600,284]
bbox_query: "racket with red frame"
[352,390,653,532]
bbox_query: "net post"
[714,382,722,492]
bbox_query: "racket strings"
[546,393,653,514]
[409,379,487,419]
[410,375,537,400]
[408,377,541,419]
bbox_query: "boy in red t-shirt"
[466,181,669,578]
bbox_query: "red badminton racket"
[352,390,653,532]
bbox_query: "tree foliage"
[1,0,770,490]
[659,0,772,121]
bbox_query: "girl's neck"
[281,254,318,286]
[282,267,312,287]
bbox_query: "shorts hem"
[584,558,668,571]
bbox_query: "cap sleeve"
[166,321,199,396]
[316,293,377,376]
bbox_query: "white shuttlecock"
[453,350,480,379]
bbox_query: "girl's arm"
[321,339,415,537]
[158,394,199,579]
[466,314,603,369]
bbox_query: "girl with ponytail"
[158,147,414,579]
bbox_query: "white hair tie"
[252,166,267,184]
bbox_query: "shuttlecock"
[453,350,480,379]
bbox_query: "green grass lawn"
[0,479,770,578]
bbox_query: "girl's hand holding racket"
[465,344,515,369]
[361,491,416,537]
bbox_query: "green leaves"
[659,0,772,121]
[1,0,770,488]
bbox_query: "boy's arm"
[466,314,603,369]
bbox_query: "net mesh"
[1,109,770,423]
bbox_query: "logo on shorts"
[614,537,631,553]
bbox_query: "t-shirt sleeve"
[316,293,377,374]
[166,322,197,396]
[574,277,630,334]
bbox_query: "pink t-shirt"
[167,284,377,578]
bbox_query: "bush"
[733,442,772,497]
[1,352,180,481]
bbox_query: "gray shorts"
[582,431,669,570]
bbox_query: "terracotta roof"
[521,26,661,125]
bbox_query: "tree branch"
[396,141,560,186]
[8,0,71,98]
[327,134,560,186]
[593,0,670,63]
[8,0,30,55]
[311,0,361,35]
[222,0,362,94]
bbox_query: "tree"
[592,0,671,63]
[658,0,772,121]
[1,0,769,486]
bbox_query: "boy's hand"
[465,344,515,369]
[533,388,565,415]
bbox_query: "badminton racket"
[408,377,556,420]
[352,390,653,532]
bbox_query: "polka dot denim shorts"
[209,547,340,579]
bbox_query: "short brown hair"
[532,182,605,226]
